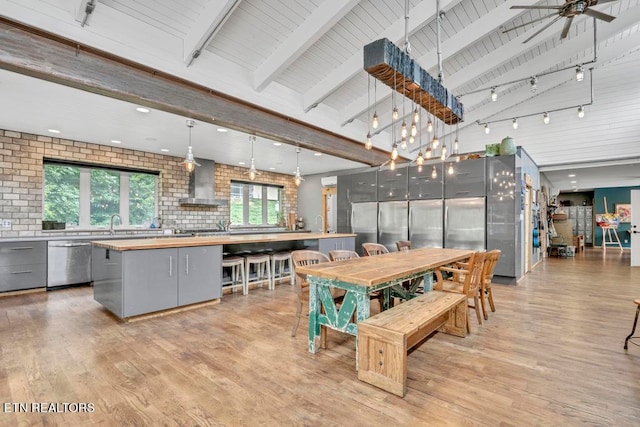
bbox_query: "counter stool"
[270,251,293,289]
[245,254,271,291]
[624,299,640,350]
[222,256,247,295]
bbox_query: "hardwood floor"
[1,249,639,426]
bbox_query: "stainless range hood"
[178,158,227,206]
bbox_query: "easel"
[601,196,624,253]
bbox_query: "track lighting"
[577,105,584,118]
[512,118,518,130]
[530,76,538,93]
[491,87,497,102]
[543,112,550,124]
[365,131,373,150]
[484,124,490,134]
[576,65,584,82]
[372,112,379,129]
[431,165,437,179]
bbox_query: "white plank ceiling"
[1,0,639,193]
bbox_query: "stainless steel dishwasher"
[47,240,92,288]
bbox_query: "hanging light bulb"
[409,135,415,144]
[512,118,519,130]
[182,119,201,173]
[413,107,420,124]
[455,155,461,163]
[245,136,261,181]
[365,131,373,150]
[453,138,459,154]
[390,159,396,171]
[416,151,424,166]
[484,123,490,134]
[400,121,408,138]
[425,146,432,159]
[410,121,417,137]
[575,65,585,82]
[543,112,550,124]
[392,106,399,121]
[432,134,439,148]
[400,137,407,150]
[490,87,498,102]
[293,148,304,187]
[426,117,433,133]
[448,163,454,175]
[431,165,438,179]
[441,144,447,160]
[577,105,585,118]
[371,112,379,129]
[391,144,398,160]
[417,164,423,173]
[530,76,538,93]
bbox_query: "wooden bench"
[357,290,467,397]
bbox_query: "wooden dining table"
[295,247,474,356]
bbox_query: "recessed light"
[568,174,576,177]
[47,129,60,134]
[111,140,122,144]
[269,167,276,170]
[273,142,282,146]
[238,161,245,165]
[314,152,322,156]
[160,149,169,152]
[145,137,157,141]
[217,128,228,133]
[136,107,150,113]
[570,181,576,184]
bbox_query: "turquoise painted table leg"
[308,280,320,353]
[423,271,434,292]
[354,289,370,370]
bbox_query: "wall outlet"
[1,219,11,229]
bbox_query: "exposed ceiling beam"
[0,17,390,166]
[339,0,524,125]
[302,0,462,112]
[253,0,359,92]
[183,0,241,65]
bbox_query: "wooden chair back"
[329,250,359,262]
[482,250,501,286]
[362,243,389,256]
[462,251,487,298]
[291,250,330,294]
[395,240,411,252]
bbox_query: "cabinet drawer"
[0,263,47,292]
[0,241,47,267]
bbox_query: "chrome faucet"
[110,214,122,235]
[315,214,325,233]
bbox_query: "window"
[43,161,158,228]
[230,181,282,226]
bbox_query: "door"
[444,197,486,251]
[378,201,409,252]
[409,200,443,248]
[632,190,640,267]
[351,202,378,255]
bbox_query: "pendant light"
[448,163,454,175]
[245,135,261,181]
[365,76,374,150]
[181,119,201,173]
[372,79,379,129]
[431,165,438,179]
[294,147,304,187]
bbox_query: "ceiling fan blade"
[511,5,562,10]
[583,8,616,22]
[560,16,574,39]
[502,12,558,33]
[522,15,563,43]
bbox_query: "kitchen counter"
[92,233,356,251]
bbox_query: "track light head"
[576,65,585,82]
[543,112,550,124]
[491,87,497,102]
[530,76,538,93]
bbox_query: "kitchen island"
[91,233,355,319]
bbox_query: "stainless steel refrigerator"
[409,199,443,248]
[351,202,378,255]
[378,201,408,252]
[444,198,486,251]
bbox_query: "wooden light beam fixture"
[364,38,464,125]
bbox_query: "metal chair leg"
[624,305,640,350]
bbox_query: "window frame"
[230,180,283,227]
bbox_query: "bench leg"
[624,305,640,350]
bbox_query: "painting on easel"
[615,204,631,223]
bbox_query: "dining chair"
[395,240,411,252]
[328,249,359,262]
[290,250,345,346]
[479,250,501,320]
[434,251,486,332]
[362,242,389,256]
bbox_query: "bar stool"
[222,256,247,295]
[624,299,640,350]
[244,253,271,291]
[270,251,292,289]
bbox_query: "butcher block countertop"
[92,233,356,251]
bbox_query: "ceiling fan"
[504,0,618,43]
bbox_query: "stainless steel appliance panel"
[351,202,378,255]
[336,174,351,233]
[378,201,408,252]
[444,198,486,251]
[47,241,92,287]
[378,167,408,201]
[444,157,486,198]
[408,164,443,200]
[350,171,378,202]
[409,199,443,248]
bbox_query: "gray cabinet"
[408,164,443,200]
[445,157,486,198]
[318,237,355,254]
[350,171,378,202]
[178,245,221,306]
[0,241,47,292]
[378,167,408,201]
[566,205,593,244]
[336,174,351,233]
[93,245,222,318]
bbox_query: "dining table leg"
[308,280,320,353]
[354,289,371,370]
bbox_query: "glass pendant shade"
[410,122,417,137]
[391,144,398,160]
[392,107,399,121]
[432,135,439,148]
[416,151,424,166]
[413,108,419,123]
[182,119,201,173]
[365,132,373,150]
[389,159,396,171]
[453,138,459,153]
[372,112,379,129]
